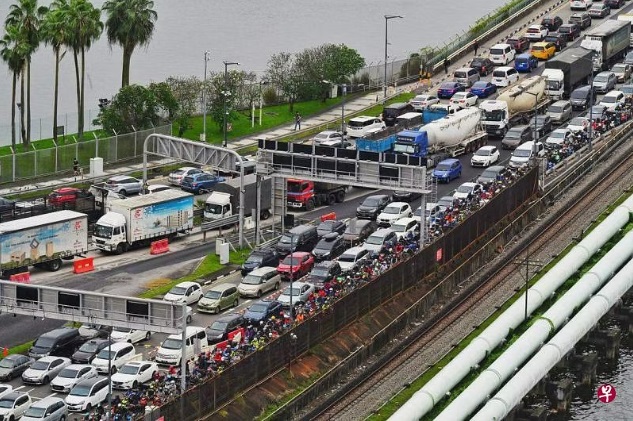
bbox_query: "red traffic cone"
[2,347,8,357]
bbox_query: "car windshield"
[480,169,498,179]
[245,254,263,264]
[282,256,301,266]
[0,399,16,408]
[78,342,101,353]
[209,321,228,332]
[602,96,617,103]
[482,109,505,121]
[571,90,587,99]
[413,95,428,102]
[59,368,80,378]
[475,149,491,156]
[338,254,356,262]
[472,82,487,89]
[490,48,504,55]
[514,149,532,157]
[282,287,303,297]
[548,105,564,113]
[161,338,182,350]
[0,359,15,368]
[31,361,50,370]
[505,129,523,139]
[204,290,221,299]
[311,267,331,278]
[366,235,384,245]
[594,75,609,83]
[613,65,626,72]
[362,198,381,206]
[435,163,451,171]
[168,286,186,296]
[278,235,293,244]
[318,221,334,231]
[383,206,401,214]
[242,274,265,285]
[621,86,633,94]
[570,118,587,126]
[438,198,454,207]
[454,71,467,78]
[550,131,567,138]
[113,327,131,333]
[391,224,408,233]
[457,185,473,193]
[94,224,113,239]
[248,303,268,313]
[471,58,485,66]
[440,82,456,89]
[119,364,141,375]
[70,384,92,397]
[452,93,466,99]
[23,407,47,418]
[97,349,117,360]
[532,46,544,51]
[172,170,186,176]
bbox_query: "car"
[432,158,462,182]
[337,246,370,273]
[0,196,16,213]
[590,104,608,120]
[620,84,633,99]
[277,281,316,308]
[47,187,93,206]
[22,356,71,385]
[105,175,143,196]
[168,167,204,186]
[611,63,631,83]
[409,94,439,110]
[0,354,33,381]
[507,36,530,53]
[477,165,511,184]
[356,194,391,220]
[541,16,563,32]
[312,130,344,144]
[390,217,420,240]
[316,219,347,237]
[145,184,172,194]
[449,91,478,109]
[471,145,500,167]
[50,364,98,393]
[317,138,353,149]
[77,324,112,340]
[437,195,458,210]
[546,100,573,123]
[599,90,625,111]
[491,66,519,87]
[277,252,315,281]
[542,34,566,52]
[238,266,281,298]
[65,377,110,412]
[0,392,32,420]
[111,361,159,390]
[71,339,113,364]
[625,51,633,66]
[558,23,581,41]
[363,228,398,254]
[306,260,342,289]
[470,81,497,98]
[206,314,246,344]
[180,173,225,194]
[530,41,556,60]
[570,85,595,110]
[605,0,624,8]
[469,57,495,76]
[588,3,610,18]
[343,218,377,246]
[437,82,464,99]
[346,116,386,138]
[568,12,592,28]
[241,248,279,276]
[163,281,203,304]
[377,202,413,227]
[489,44,515,65]
[525,24,548,41]
[243,300,284,324]
[197,283,239,314]
[91,342,136,375]
[514,53,539,73]
[414,202,445,223]
[453,182,483,201]
[546,128,573,146]
[312,233,346,262]
[22,396,68,421]
[501,125,533,149]
[392,190,422,202]
[529,115,553,138]
[0,385,12,400]
[567,117,590,133]
[110,327,150,344]
[452,67,480,87]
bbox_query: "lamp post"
[572,53,597,150]
[384,15,403,103]
[259,78,268,126]
[341,84,347,135]
[202,50,211,142]
[16,102,22,144]
[223,61,240,148]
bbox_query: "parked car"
[449,91,478,109]
[470,57,495,76]
[50,364,98,393]
[530,41,556,60]
[110,327,150,344]
[529,115,553,138]
[356,194,391,220]
[71,339,112,364]
[588,3,610,18]
[470,81,497,98]
[546,128,573,146]
[241,248,279,276]
[312,130,344,144]
[541,15,563,32]
[243,300,284,324]
[238,266,281,298]
[453,182,483,201]
[546,100,573,123]
[471,145,500,167]
[277,282,316,308]
[611,63,631,83]
[168,167,204,186]
[307,260,342,289]
[65,377,110,412]
[0,354,33,381]
[542,34,566,52]
[316,219,347,237]
[409,94,439,110]
[432,158,462,182]
[0,392,32,420]
[337,246,371,273]
[312,233,346,262]
[477,165,511,184]
[22,356,71,385]
[507,36,530,53]
[343,218,377,246]
[48,187,93,206]
[105,175,143,196]
[558,23,581,41]
[163,281,203,305]
[568,12,592,28]
[376,202,413,227]
[570,85,595,110]
[180,173,225,194]
[277,252,315,281]
[206,314,246,345]
[436,82,464,99]
[111,361,159,390]
[501,125,533,149]
[525,24,548,41]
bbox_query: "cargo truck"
[617,13,633,47]
[542,47,594,100]
[203,174,272,221]
[0,210,89,277]
[580,20,631,71]
[93,190,194,254]
[287,179,347,211]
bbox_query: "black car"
[392,190,422,202]
[312,233,346,262]
[343,218,378,245]
[529,115,553,138]
[568,12,591,30]
[316,219,347,237]
[507,36,530,53]
[543,33,567,51]
[470,57,495,76]
[356,194,391,220]
[541,15,563,32]
[570,85,595,110]
[605,0,624,9]
[558,24,581,41]
[206,314,246,345]
[307,261,342,289]
[71,339,112,364]
[241,248,279,276]
[0,354,33,381]
[243,300,284,324]
[0,197,16,213]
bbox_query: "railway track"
[307,136,633,420]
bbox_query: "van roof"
[289,224,316,234]
[384,102,409,109]
[491,43,511,48]
[167,326,206,339]
[349,115,378,122]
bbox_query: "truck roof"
[0,210,85,233]
[397,130,421,137]
[218,173,258,189]
[109,189,192,209]
[584,20,629,37]
[545,47,593,65]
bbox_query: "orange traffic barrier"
[2,347,8,357]
[320,212,336,222]
[73,257,94,274]
[9,272,30,284]
[150,238,170,255]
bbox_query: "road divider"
[9,272,30,284]
[73,257,95,274]
[150,238,170,255]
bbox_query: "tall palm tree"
[66,0,103,139]
[0,25,27,148]
[103,0,157,88]
[5,0,48,146]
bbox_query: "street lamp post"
[341,84,347,135]
[572,53,597,150]
[202,51,211,142]
[384,15,403,103]
[223,61,240,148]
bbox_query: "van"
[22,396,68,421]
[509,141,546,167]
[491,66,519,87]
[155,326,209,365]
[275,224,319,256]
[29,328,82,359]
[238,266,282,298]
[382,103,415,126]
[197,283,240,314]
[453,67,480,87]
[489,43,515,65]
[91,342,136,374]
[65,377,109,412]
[346,116,385,138]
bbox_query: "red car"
[507,37,530,53]
[277,252,315,281]
[48,187,93,206]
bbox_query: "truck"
[0,210,89,277]
[542,47,594,100]
[286,179,347,211]
[580,20,631,71]
[479,76,549,138]
[203,174,271,221]
[93,189,194,254]
[617,13,633,47]
[355,136,396,153]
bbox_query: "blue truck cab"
[514,53,538,73]
[392,130,429,157]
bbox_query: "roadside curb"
[202,267,240,286]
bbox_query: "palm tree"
[5,0,48,146]
[0,25,27,148]
[103,0,157,88]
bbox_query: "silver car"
[50,364,99,393]
[22,357,71,385]
[592,71,617,94]
[611,63,631,83]
[238,267,282,298]
[277,282,316,307]
[546,100,572,123]
[105,175,143,196]
[22,396,68,421]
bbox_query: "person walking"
[72,158,80,181]
[294,112,302,130]
[443,57,450,75]
[473,40,479,56]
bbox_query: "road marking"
[13,385,25,391]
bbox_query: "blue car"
[514,53,538,73]
[470,81,497,98]
[432,158,462,183]
[181,173,225,194]
[437,82,465,99]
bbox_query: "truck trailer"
[203,174,272,221]
[581,20,631,71]
[93,190,194,254]
[542,47,594,99]
[287,179,347,211]
[0,210,89,277]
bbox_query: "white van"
[489,43,515,65]
[346,116,386,138]
[155,326,210,366]
[491,67,520,87]
[509,141,545,167]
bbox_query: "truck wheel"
[47,259,62,272]
[115,243,127,255]
[261,210,270,220]
[306,199,315,211]
[336,190,345,203]
[327,194,336,205]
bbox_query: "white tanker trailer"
[479,76,550,138]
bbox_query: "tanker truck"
[580,20,630,71]
[479,76,549,138]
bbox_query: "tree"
[0,25,27,148]
[265,52,303,112]
[102,0,157,88]
[207,70,244,131]
[165,76,202,137]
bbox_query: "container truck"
[479,76,549,138]
[93,190,194,254]
[617,13,633,47]
[355,136,396,153]
[0,210,89,277]
[580,20,631,71]
[203,174,271,221]
[287,179,347,211]
[542,47,594,100]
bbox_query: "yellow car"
[530,42,556,60]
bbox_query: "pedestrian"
[72,158,80,180]
[443,57,450,75]
[473,40,479,56]
[294,112,302,130]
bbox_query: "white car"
[599,90,625,111]
[566,117,589,133]
[376,202,413,226]
[525,24,548,40]
[22,357,71,385]
[0,384,13,400]
[168,167,204,186]
[571,0,592,10]
[0,392,31,420]
[337,246,371,273]
[91,342,136,375]
[311,130,344,144]
[110,327,150,344]
[163,281,203,305]
[65,378,109,412]
[390,217,420,240]
[50,364,98,393]
[409,94,440,111]
[453,182,483,201]
[277,282,316,307]
[546,128,572,146]
[471,145,500,167]
[449,91,478,109]
[146,184,172,194]
[111,361,159,390]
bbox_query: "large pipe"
[437,228,633,420]
[389,195,633,420]
[472,255,633,420]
